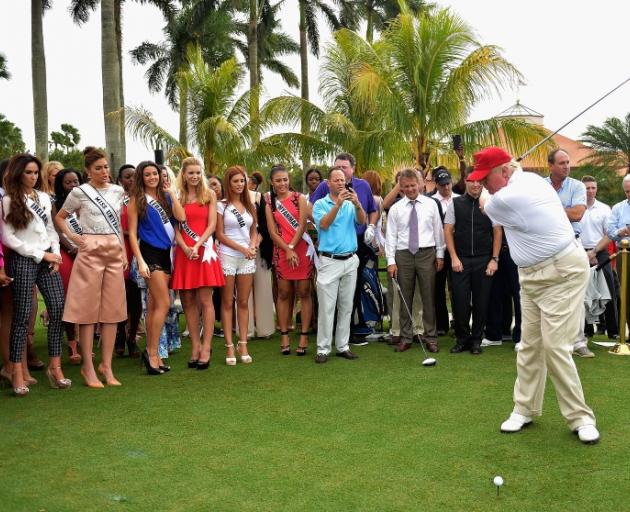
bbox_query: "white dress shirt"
[580,199,611,249]
[484,170,574,267]
[385,194,445,265]
[2,191,60,263]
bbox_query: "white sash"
[67,213,83,235]
[273,195,318,266]
[80,184,122,242]
[146,194,175,244]
[227,203,252,243]
[26,195,48,233]
[180,221,218,263]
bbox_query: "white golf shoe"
[481,338,502,347]
[576,424,600,444]
[500,413,533,433]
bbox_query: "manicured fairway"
[1,329,627,511]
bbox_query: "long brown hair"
[133,160,172,219]
[223,166,255,218]
[3,153,43,230]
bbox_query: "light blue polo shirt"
[607,199,630,242]
[545,176,586,236]
[313,195,359,254]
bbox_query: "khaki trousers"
[388,274,423,336]
[395,248,437,343]
[513,243,596,430]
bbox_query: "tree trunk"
[366,1,374,43]
[249,0,259,145]
[178,80,188,150]
[115,0,126,167]
[299,1,310,173]
[101,0,123,172]
[31,0,48,162]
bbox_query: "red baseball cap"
[467,146,512,181]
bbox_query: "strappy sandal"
[280,331,291,355]
[296,332,309,356]
[225,344,236,366]
[237,341,253,364]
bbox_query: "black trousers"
[485,246,521,343]
[435,252,452,333]
[594,249,619,336]
[451,255,493,345]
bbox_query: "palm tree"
[32,0,50,162]
[349,6,548,169]
[0,53,10,80]
[581,114,630,174]
[359,0,432,43]
[124,46,293,173]
[130,1,235,149]
[69,0,176,169]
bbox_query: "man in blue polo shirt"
[310,153,378,344]
[544,148,593,358]
[312,167,367,363]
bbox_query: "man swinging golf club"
[471,146,599,445]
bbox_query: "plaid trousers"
[7,252,65,362]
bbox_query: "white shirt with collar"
[433,190,459,213]
[385,194,445,265]
[2,190,60,263]
[580,199,611,249]
[484,170,574,267]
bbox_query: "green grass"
[1,322,629,512]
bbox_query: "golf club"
[516,75,630,162]
[392,276,437,367]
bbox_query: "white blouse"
[1,190,60,262]
[62,183,125,235]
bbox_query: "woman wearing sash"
[128,161,185,375]
[216,166,257,365]
[56,147,127,388]
[172,157,224,369]
[265,165,314,355]
[1,154,69,396]
[53,168,83,364]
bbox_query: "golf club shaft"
[392,276,431,359]
[516,75,630,162]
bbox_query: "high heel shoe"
[237,341,253,364]
[280,331,291,355]
[225,344,236,366]
[159,365,171,372]
[13,385,29,397]
[46,367,72,389]
[68,340,82,364]
[80,368,104,388]
[296,332,309,356]
[97,364,122,386]
[197,348,212,370]
[187,359,198,369]
[142,351,164,375]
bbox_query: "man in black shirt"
[444,177,502,354]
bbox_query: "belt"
[520,239,579,272]
[319,252,355,260]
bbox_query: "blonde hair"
[40,160,63,194]
[176,156,213,206]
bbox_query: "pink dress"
[171,202,225,290]
[267,192,313,281]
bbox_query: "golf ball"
[493,476,504,486]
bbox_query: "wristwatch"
[288,244,295,250]
[492,256,499,263]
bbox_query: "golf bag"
[351,257,385,337]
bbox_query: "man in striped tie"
[385,169,445,354]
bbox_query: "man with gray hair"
[470,146,598,445]
[606,174,630,334]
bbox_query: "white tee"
[217,201,254,258]
[484,170,575,267]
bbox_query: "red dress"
[268,192,313,280]
[171,202,225,290]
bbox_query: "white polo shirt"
[580,199,611,249]
[484,170,575,267]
